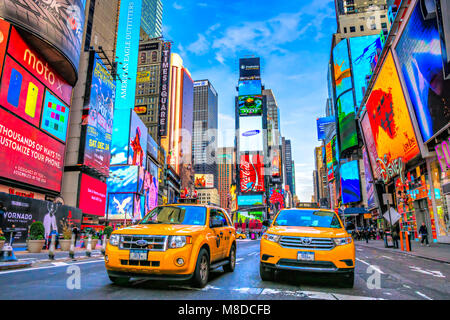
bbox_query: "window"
[350,26,356,33]
[360,25,364,31]
[343,27,347,33]
[381,22,387,29]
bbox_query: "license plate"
[297,251,315,261]
[130,250,148,261]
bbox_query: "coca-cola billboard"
[239,154,265,193]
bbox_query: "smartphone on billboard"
[25,82,38,118]
[7,68,22,107]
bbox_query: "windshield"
[274,210,342,229]
[140,206,206,226]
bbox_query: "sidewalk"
[356,239,450,264]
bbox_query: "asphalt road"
[0,240,449,300]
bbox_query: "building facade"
[217,147,236,211]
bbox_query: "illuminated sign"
[238,80,262,96]
[238,195,263,206]
[435,138,450,171]
[333,39,352,99]
[159,41,171,136]
[239,116,263,152]
[337,90,358,153]
[238,95,263,116]
[79,174,107,216]
[239,57,261,80]
[41,90,70,143]
[340,160,361,204]
[376,155,405,184]
[194,174,214,189]
[240,154,265,193]
[0,20,10,77]
[134,105,147,114]
[129,111,148,167]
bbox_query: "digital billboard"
[333,39,352,98]
[271,148,281,177]
[41,90,70,142]
[114,0,142,111]
[147,133,158,160]
[340,160,361,204]
[337,90,358,153]
[395,2,450,143]
[78,173,107,217]
[349,34,380,109]
[317,116,335,140]
[239,57,261,80]
[143,169,158,215]
[82,52,115,175]
[362,147,376,209]
[0,19,10,76]
[0,0,85,75]
[107,165,139,194]
[238,80,262,96]
[239,116,263,152]
[194,174,214,189]
[238,195,263,206]
[129,111,148,167]
[0,108,65,192]
[240,154,265,193]
[107,193,134,220]
[0,54,45,128]
[238,95,263,116]
[366,51,420,164]
[326,139,334,182]
[111,109,131,165]
[436,0,450,80]
[361,112,381,179]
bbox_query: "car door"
[220,209,234,257]
[209,209,228,261]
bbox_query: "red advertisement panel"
[7,27,72,105]
[240,154,265,193]
[0,20,10,76]
[0,55,45,127]
[79,173,107,216]
[0,108,65,192]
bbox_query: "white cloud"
[173,2,183,10]
[187,34,210,55]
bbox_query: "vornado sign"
[239,57,261,80]
[159,41,171,137]
[0,0,86,84]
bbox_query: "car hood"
[268,226,348,238]
[112,224,206,236]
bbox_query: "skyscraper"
[140,0,163,40]
[217,147,236,211]
[193,80,218,188]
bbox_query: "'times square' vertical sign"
[159,41,171,137]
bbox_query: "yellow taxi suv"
[260,208,355,288]
[105,205,236,288]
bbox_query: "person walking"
[419,222,429,246]
[392,224,400,249]
[364,226,370,243]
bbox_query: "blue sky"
[162,0,337,202]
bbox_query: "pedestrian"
[419,222,429,247]
[392,224,400,249]
[364,226,369,243]
[72,225,80,247]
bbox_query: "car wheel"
[259,263,275,281]
[341,270,355,288]
[192,248,210,288]
[223,244,236,273]
[108,275,130,286]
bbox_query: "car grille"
[279,236,335,250]
[119,235,168,251]
[121,260,160,267]
[277,259,337,271]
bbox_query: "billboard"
[0,0,85,74]
[143,169,158,215]
[366,51,420,164]
[436,0,450,80]
[0,192,82,243]
[238,80,262,96]
[240,154,265,193]
[239,116,263,152]
[333,39,352,98]
[0,20,10,77]
[340,160,361,204]
[361,112,381,179]
[238,195,263,206]
[349,35,381,108]
[107,165,139,194]
[41,90,70,142]
[362,147,376,210]
[78,173,107,217]
[271,148,281,177]
[317,116,335,140]
[159,41,171,136]
[82,52,115,175]
[194,174,214,189]
[238,95,263,116]
[395,2,450,143]
[0,108,65,192]
[239,57,261,80]
[326,139,334,182]
[111,109,131,165]
[114,0,142,111]
[107,193,135,220]
[337,90,358,153]
[129,111,148,167]
[147,133,158,160]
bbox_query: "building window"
[350,26,356,33]
[343,27,347,33]
[381,22,387,29]
[360,25,364,31]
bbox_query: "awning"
[343,207,369,216]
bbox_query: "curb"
[0,261,32,271]
[356,243,450,264]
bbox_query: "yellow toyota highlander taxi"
[105,205,236,288]
[260,208,355,287]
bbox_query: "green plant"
[0,236,5,241]
[103,226,113,238]
[92,235,99,240]
[29,221,45,240]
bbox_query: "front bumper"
[105,243,196,277]
[260,238,355,273]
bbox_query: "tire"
[260,263,275,281]
[192,248,210,288]
[108,275,130,286]
[223,244,236,273]
[341,270,355,288]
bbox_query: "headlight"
[168,236,192,248]
[263,233,281,243]
[333,237,353,246]
[109,234,120,246]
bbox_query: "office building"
[217,147,236,211]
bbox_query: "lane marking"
[382,256,394,261]
[415,291,433,300]
[0,258,104,275]
[409,266,445,278]
[356,258,385,274]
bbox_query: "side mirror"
[211,219,224,228]
[262,220,271,227]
